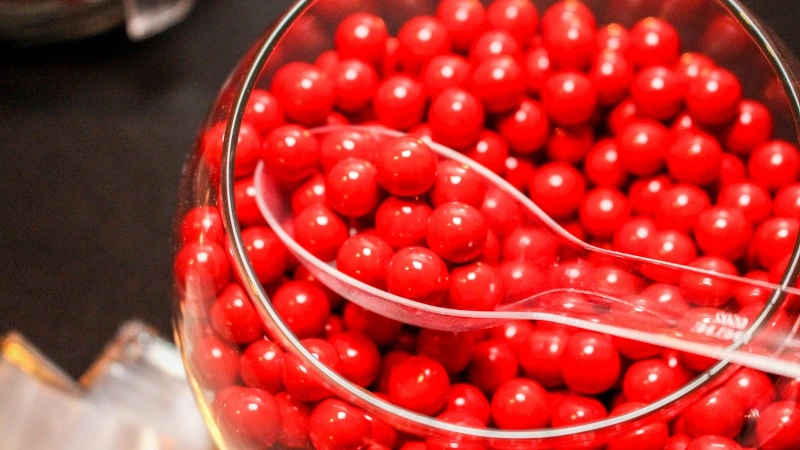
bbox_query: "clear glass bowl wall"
[173,0,800,449]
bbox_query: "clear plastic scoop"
[254,125,800,378]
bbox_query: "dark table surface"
[1,0,799,378]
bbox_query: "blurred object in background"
[0,321,213,450]
[0,0,195,45]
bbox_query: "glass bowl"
[173,0,800,449]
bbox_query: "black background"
[0,0,798,378]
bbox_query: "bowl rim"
[216,0,800,441]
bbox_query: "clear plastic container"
[173,0,800,449]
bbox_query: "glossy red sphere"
[325,157,381,217]
[722,100,773,155]
[336,233,394,289]
[497,99,550,154]
[578,187,632,239]
[748,140,800,191]
[375,135,438,196]
[375,196,433,249]
[421,54,473,97]
[617,119,670,176]
[272,281,330,339]
[210,283,264,344]
[426,201,488,263]
[431,160,487,208]
[282,338,340,402]
[491,378,549,429]
[631,65,683,121]
[756,401,800,450]
[263,124,320,182]
[470,55,526,114]
[397,16,451,74]
[334,13,389,65]
[683,387,746,438]
[717,182,772,225]
[655,184,711,234]
[561,331,621,394]
[214,386,280,448]
[467,340,520,395]
[388,356,451,415]
[694,207,752,261]
[622,359,680,403]
[628,17,680,67]
[386,246,450,305]
[429,87,485,148]
[449,263,504,311]
[309,399,370,450]
[685,68,743,126]
[542,71,597,126]
[293,204,349,262]
[529,162,587,219]
[435,0,487,52]
[271,62,334,125]
[667,132,724,185]
[240,339,284,394]
[445,383,491,425]
[319,129,380,173]
[373,74,427,130]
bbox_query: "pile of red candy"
[173,0,800,449]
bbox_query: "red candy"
[325,157,381,217]
[272,281,330,339]
[331,59,378,113]
[214,386,280,448]
[667,133,723,185]
[542,71,598,126]
[487,0,539,44]
[271,62,334,125]
[685,68,742,126]
[683,387,746,438]
[293,204,349,262]
[334,13,389,65]
[397,16,451,74]
[374,75,427,130]
[445,383,491,425]
[617,119,670,176]
[467,340,520,394]
[179,3,800,449]
[375,196,432,249]
[376,135,438,196]
[309,399,370,450]
[386,246,450,305]
[429,88,485,149]
[470,55,526,114]
[561,331,621,394]
[449,263,504,311]
[628,17,680,67]
[529,162,587,219]
[491,378,549,429]
[388,356,450,415]
[497,98,550,154]
[336,234,394,289]
[748,140,800,191]
[240,339,284,394]
[435,0,486,52]
[631,66,683,121]
[210,284,264,344]
[623,359,680,403]
[426,201,488,263]
[263,125,320,182]
[421,54,472,97]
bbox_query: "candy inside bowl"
[173,0,800,449]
